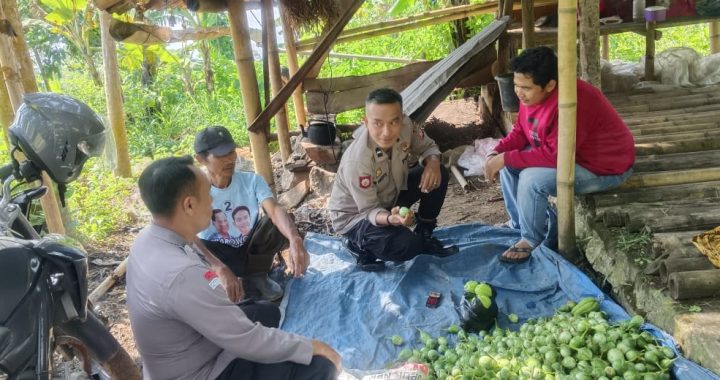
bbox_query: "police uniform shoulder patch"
[359,175,372,189]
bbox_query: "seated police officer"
[329,88,458,271]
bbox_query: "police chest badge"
[399,141,410,153]
[359,175,372,189]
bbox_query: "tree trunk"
[2,0,39,92]
[141,48,157,87]
[579,0,600,87]
[557,0,579,259]
[200,41,214,94]
[100,11,132,178]
[227,0,274,185]
[0,23,65,234]
[262,0,292,161]
[82,46,103,87]
[0,75,13,147]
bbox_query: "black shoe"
[343,239,385,272]
[420,236,459,257]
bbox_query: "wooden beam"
[521,0,535,48]
[304,61,437,114]
[296,0,556,51]
[100,12,132,178]
[602,35,609,60]
[557,0,578,258]
[227,0,273,184]
[248,0,365,133]
[280,5,307,127]
[710,20,720,54]
[263,0,291,161]
[285,49,427,64]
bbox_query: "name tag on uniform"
[204,270,222,290]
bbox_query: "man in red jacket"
[484,47,634,263]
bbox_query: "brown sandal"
[499,243,533,264]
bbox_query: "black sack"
[459,292,498,333]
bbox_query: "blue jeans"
[500,165,633,247]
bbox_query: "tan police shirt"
[329,116,441,235]
[126,224,313,380]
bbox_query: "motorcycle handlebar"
[0,163,13,182]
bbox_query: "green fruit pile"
[396,298,675,380]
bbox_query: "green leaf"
[389,0,414,17]
[688,305,702,313]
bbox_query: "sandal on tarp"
[499,243,533,264]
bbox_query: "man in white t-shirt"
[194,126,310,301]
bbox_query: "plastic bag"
[653,47,700,86]
[690,53,720,85]
[360,363,429,380]
[456,137,500,177]
[601,60,642,93]
[459,289,498,333]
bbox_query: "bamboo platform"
[575,83,720,375]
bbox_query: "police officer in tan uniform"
[329,88,457,271]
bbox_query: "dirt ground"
[82,98,507,370]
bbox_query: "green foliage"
[609,25,710,62]
[65,159,135,242]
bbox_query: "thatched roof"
[94,0,339,30]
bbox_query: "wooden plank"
[304,61,438,114]
[248,0,364,133]
[620,167,720,188]
[402,17,508,123]
[633,150,720,172]
[304,61,437,92]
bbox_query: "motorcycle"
[0,93,139,380]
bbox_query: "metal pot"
[305,121,337,146]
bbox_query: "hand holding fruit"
[389,206,414,227]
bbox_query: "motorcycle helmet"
[8,93,106,184]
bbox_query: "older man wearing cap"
[193,125,310,301]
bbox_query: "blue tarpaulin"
[279,223,718,379]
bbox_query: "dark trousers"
[202,215,289,277]
[344,165,450,262]
[216,302,336,380]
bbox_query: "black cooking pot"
[304,121,337,146]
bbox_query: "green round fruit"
[390,335,403,346]
[399,207,410,217]
[508,313,519,323]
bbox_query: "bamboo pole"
[280,6,307,128]
[0,10,65,235]
[227,0,274,185]
[651,232,703,258]
[668,270,720,300]
[521,0,535,49]
[100,12,132,178]
[710,21,720,54]
[248,0,365,134]
[284,49,426,64]
[633,130,720,144]
[579,0,600,87]
[557,0,578,257]
[660,257,716,284]
[635,137,720,156]
[590,181,720,208]
[644,21,656,81]
[262,0,291,162]
[88,257,128,303]
[620,167,720,189]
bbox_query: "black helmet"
[8,93,106,184]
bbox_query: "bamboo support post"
[556,0,578,258]
[620,167,720,189]
[602,35,609,60]
[227,0,274,185]
[0,11,64,235]
[248,0,365,134]
[262,0,291,162]
[579,0,601,87]
[450,165,469,190]
[100,12,132,178]
[660,257,716,283]
[88,257,128,303]
[644,21,656,81]
[521,0,534,49]
[280,6,307,128]
[668,269,720,300]
[710,20,720,54]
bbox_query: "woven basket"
[692,226,720,269]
